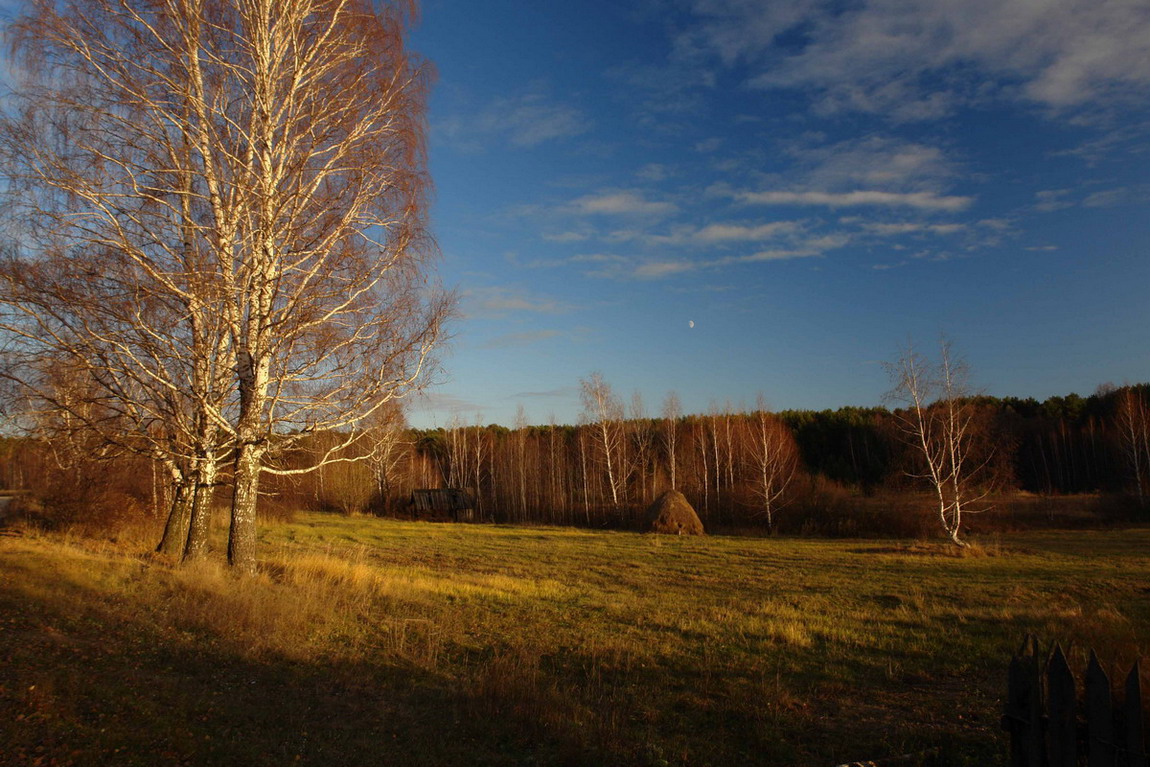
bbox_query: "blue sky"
[406,0,1150,427]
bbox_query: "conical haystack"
[645,490,705,535]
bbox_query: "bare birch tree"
[365,400,409,510]
[514,404,529,520]
[1,0,446,571]
[629,391,655,504]
[1115,386,1150,506]
[580,372,624,510]
[745,395,799,529]
[661,391,681,490]
[885,341,991,547]
[0,0,236,560]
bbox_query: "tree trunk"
[157,477,193,556]
[184,458,218,561]
[228,442,262,574]
[948,523,969,548]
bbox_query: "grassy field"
[2,514,1148,766]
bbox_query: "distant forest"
[5,382,1148,538]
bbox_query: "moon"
[688,320,695,328]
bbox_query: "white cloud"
[571,253,628,264]
[1034,189,1075,213]
[541,231,590,243]
[603,220,802,247]
[607,60,717,126]
[570,190,678,217]
[977,218,1013,231]
[410,391,487,422]
[692,220,800,242]
[736,189,973,212]
[1055,120,1150,164]
[695,137,724,153]
[628,249,821,279]
[801,234,852,251]
[463,287,575,318]
[480,330,563,350]
[438,92,591,149]
[793,136,959,192]
[737,249,822,264]
[580,233,840,280]
[636,163,674,182]
[679,0,1150,117]
[710,136,973,217]
[862,222,964,236]
[510,386,581,401]
[1082,186,1150,208]
[632,260,699,279]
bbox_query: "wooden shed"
[410,488,476,522]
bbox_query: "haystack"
[645,490,705,535]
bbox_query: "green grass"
[2,515,1148,766]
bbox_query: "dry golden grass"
[2,514,1148,766]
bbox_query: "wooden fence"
[1002,635,1147,767]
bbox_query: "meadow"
[2,514,1148,766]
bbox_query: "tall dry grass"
[4,513,1149,766]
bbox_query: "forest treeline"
[4,382,1148,538]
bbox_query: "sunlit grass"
[2,515,1148,765]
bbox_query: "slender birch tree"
[0,1,236,560]
[1115,385,1150,506]
[661,391,681,490]
[1,0,446,571]
[885,341,991,547]
[580,372,625,510]
[745,395,799,529]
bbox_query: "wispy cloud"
[636,163,674,182]
[580,236,838,280]
[411,391,487,422]
[541,230,591,243]
[463,287,576,318]
[695,137,724,153]
[627,260,696,279]
[861,222,965,236]
[693,220,800,242]
[1034,189,1076,213]
[601,220,802,247]
[522,130,978,278]
[479,330,563,349]
[437,91,591,150]
[735,189,973,212]
[1082,186,1150,208]
[791,136,960,191]
[1030,185,1149,213]
[1055,119,1150,164]
[677,0,1150,118]
[569,190,678,217]
[628,248,822,280]
[607,59,716,127]
[509,386,581,403]
[709,135,974,214]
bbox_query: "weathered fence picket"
[1002,636,1148,767]
[1087,651,1115,766]
[1127,664,1148,767]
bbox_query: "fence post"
[1004,642,1148,767]
[1004,635,1044,767]
[1086,650,1114,767]
[1126,662,1148,767]
[1047,643,1078,767]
